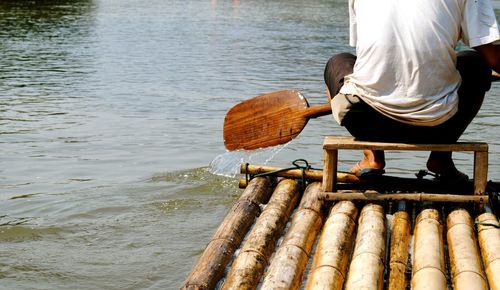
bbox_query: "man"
[325,0,500,182]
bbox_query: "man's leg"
[324,53,385,175]
[427,151,462,179]
[426,50,490,179]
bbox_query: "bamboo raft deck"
[182,137,500,290]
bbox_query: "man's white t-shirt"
[338,0,500,126]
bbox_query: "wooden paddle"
[223,90,331,150]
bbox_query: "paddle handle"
[304,103,332,119]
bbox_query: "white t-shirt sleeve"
[349,0,357,47]
[461,0,500,47]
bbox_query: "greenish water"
[0,0,499,289]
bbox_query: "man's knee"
[325,53,357,76]
[324,53,357,96]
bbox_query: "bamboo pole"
[387,210,411,290]
[240,164,360,184]
[260,182,325,290]
[447,209,488,290]
[221,179,301,290]
[476,212,500,290]
[322,191,488,203]
[411,209,447,290]
[182,177,273,290]
[344,204,386,290]
[305,201,358,290]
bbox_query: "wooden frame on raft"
[239,163,489,204]
[184,135,495,289]
[323,191,489,203]
[321,136,488,196]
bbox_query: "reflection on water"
[0,0,498,289]
[0,0,96,91]
[0,0,97,145]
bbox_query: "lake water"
[0,0,499,289]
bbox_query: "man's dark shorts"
[324,51,491,143]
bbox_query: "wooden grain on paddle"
[224,90,331,150]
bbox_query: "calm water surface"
[0,0,499,289]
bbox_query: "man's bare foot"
[350,150,386,176]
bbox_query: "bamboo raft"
[182,137,500,290]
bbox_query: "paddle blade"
[223,90,310,151]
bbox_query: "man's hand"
[493,70,500,82]
[475,43,500,73]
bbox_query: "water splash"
[208,143,289,178]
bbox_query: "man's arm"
[474,43,500,73]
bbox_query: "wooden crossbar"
[323,136,488,152]
[321,191,489,204]
[322,136,489,196]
